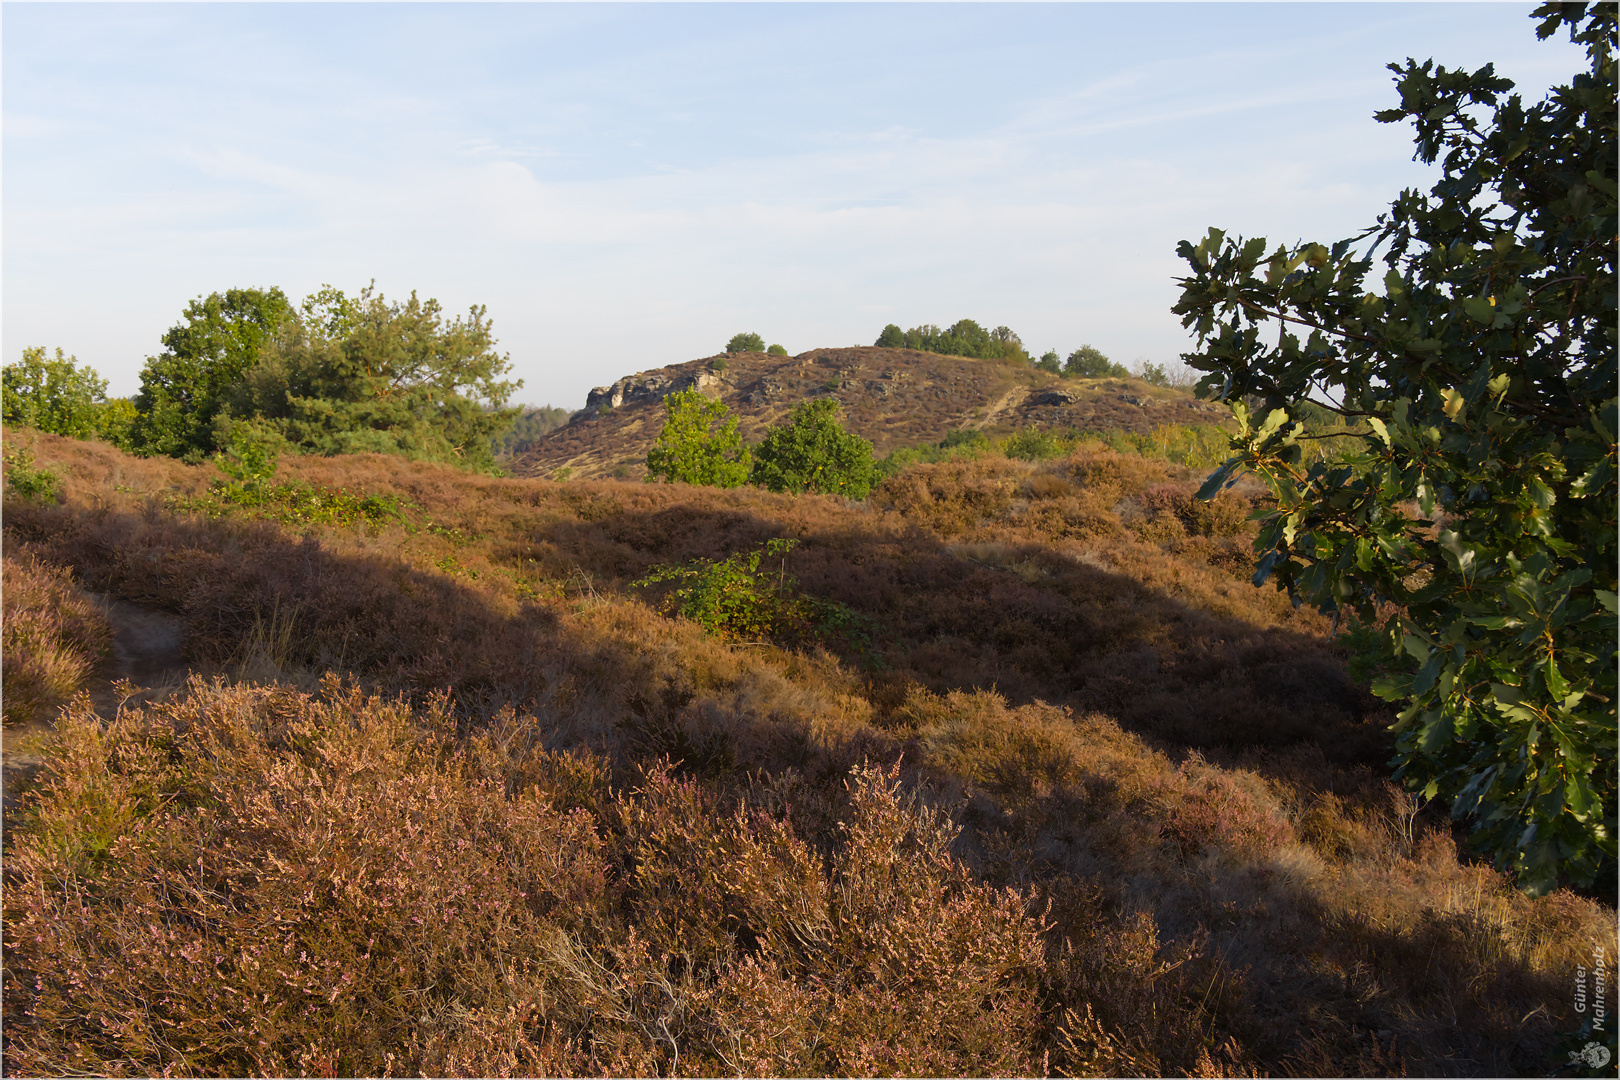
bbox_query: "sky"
[2,2,1587,411]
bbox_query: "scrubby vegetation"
[3,424,1613,1077]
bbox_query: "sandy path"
[972,385,1029,430]
[2,596,192,812]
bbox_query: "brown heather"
[2,427,1614,1077]
[2,549,114,727]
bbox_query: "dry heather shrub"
[3,679,615,1077]
[1061,446,1176,502]
[1,549,113,726]
[1151,757,1294,865]
[870,458,1018,537]
[4,681,1049,1078]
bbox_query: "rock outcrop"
[587,368,721,412]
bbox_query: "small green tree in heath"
[751,397,876,499]
[645,387,751,487]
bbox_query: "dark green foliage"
[751,398,877,498]
[874,319,1028,364]
[644,388,751,488]
[1064,345,1128,379]
[1036,350,1062,374]
[1175,3,1616,894]
[131,287,293,461]
[726,331,766,354]
[492,405,570,459]
[2,347,130,446]
[766,343,789,356]
[225,284,520,473]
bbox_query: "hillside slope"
[4,428,1612,1077]
[512,347,1224,480]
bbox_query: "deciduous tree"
[1175,3,1615,894]
[645,387,751,487]
[751,397,876,499]
[3,347,109,441]
[131,287,293,460]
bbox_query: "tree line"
[3,284,537,473]
[870,319,1186,384]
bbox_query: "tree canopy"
[1175,3,1615,894]
[224,284,520,472]
[873,320,1028,364]
[131,287,293,461]
[645,387,751,488]
[1064,346,1127,379]
[4,347,110,441]
[751,398,876,499]
[726,332,766,354]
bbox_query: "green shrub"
[875,430,992,479]
[751,398,876,499]
[645,388,751,488]
[3,347,117,442]
[633,538,804,640]
[2,448,60,503]
[1063,346,1128,379]
[726,331,765,354]
[766,344,789,356]
[1002,428,1074,462]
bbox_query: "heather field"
[2,428,1613,1077]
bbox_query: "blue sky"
[2,2,1584,410]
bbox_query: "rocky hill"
[509,346,1225,480]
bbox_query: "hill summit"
[511,347,1222,481]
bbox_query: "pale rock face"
[586,368,721,413]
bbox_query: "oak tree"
[1176,3,1615,894]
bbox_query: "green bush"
[2,347,131,446]
[633,538,885,662]
[751,398,877,499]
[766,344,789,356]
[2,448,60,503]
[726,332,765,354]
[645,388,751,488]
[875,430,992,479]
[1002,428,1074,462]
[633,537,803,640]
[1063,346,1128,379]
[873,320,1028,364]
